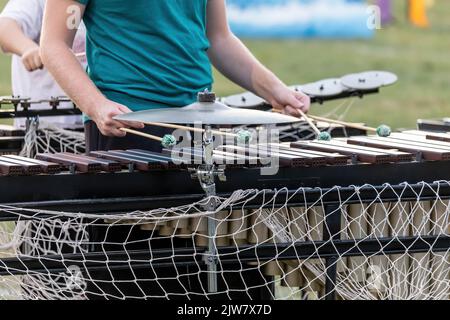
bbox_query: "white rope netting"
[0,183,449,300]
[19,120,85,158]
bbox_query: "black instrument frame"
[1,141,450,300]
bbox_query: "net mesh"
[19,119,85,158]
[0,183,449,300]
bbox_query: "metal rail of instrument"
[0,96,81,119]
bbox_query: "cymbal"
[301,78,345,97]
[341,73,383,91]
[223,91,267,109]
[224,86,305,109]
[115,91,301,125]
[359,70,398,86]
[341,71,390,91]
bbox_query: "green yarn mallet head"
[376,124,392,137]
[161,134,177,148]
[236,130,253,144]
[318,132,332,141]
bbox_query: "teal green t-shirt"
[76,0,213,112]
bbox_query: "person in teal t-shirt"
[41,0,310,142]
[39,0,312,299]
[78,0,214,114]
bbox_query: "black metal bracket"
[1,235,448,277]
[0,96,81,119]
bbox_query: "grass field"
[1,0,449,129]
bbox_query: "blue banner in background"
[226,0,374,39]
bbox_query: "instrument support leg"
[197,169,219,294]
[192,125,227,294]
[204,183,218,294]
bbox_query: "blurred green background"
[0,0,449,129]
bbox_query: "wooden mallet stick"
[120,128,163,142]
[143,121,236,138]
[306,115,391,137]
[138,121,253,144]
[273,108,331,140]
[119,128,177,147]
[297,110,322,136]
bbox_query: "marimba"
[0,129,449,176]
[0,129,449,300]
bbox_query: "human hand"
[21,46,43,72]
[269,85,311,117]
[89,99,144,137]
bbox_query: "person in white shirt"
[0,0,86,128]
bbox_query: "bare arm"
[206,0,310,115]
[0,18,36,55]
[40,0,142,136]
[0,17,42,71]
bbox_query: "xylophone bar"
[2,130,450,177]
[0,136,24,156]
[417,119,450,133]
[60,153,122,172]
[258,144,329,167]
[333,140,414,162]
[166,147,264,168]
[218,145,313,167]
[0,125,24,137]
[402,130,450,143]
[37,153,102,173]
[273,143,351,165]
[2,155,61,174]
[90,150,168,171]
[347,136,450,161]
[109,149,188,169]
[391,135,450,149]
[0,157,41,175]
[0,159,23,175]
[126,149,184,169]
[291,140,406,164]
